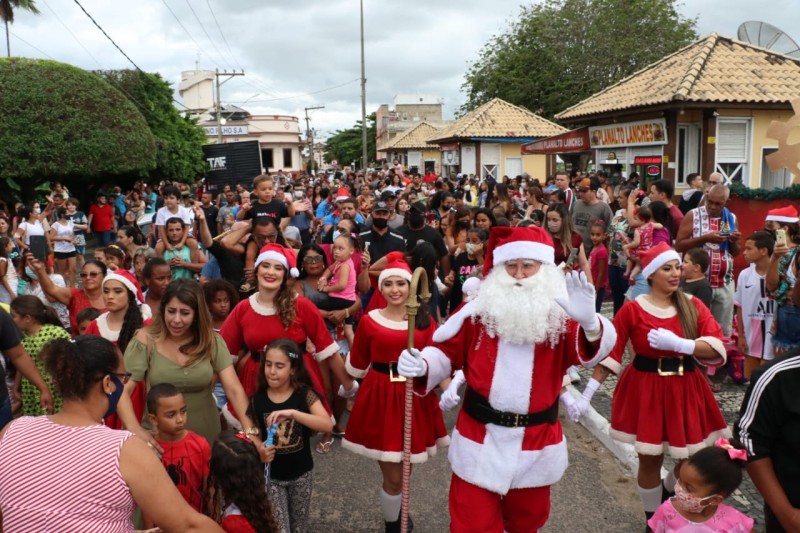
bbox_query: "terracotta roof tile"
[556,33,800,121]
[382,121,441,150]
[428,98,567,142]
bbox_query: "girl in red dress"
[343,252,449,532]
[205,430,279,533]
[219,244,358,426]
[574,242,729,529]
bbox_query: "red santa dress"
[219,294,339,411]
[604,295,730,457]
[342,310,449,462]
[418,300,616,495]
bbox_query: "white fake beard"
[473,264,568,346]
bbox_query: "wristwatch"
[243,427,260,437]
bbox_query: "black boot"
[644,511,654,533]
[384,514,413,533]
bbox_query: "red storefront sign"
[521,128,590,154]
[634,156,663,165]
[439,143,460,152]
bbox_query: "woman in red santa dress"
[219,244,358,426]
[573,242,729,530]
[342,252,449,532]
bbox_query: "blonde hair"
[146,279,217,366]
[672,289,698,339]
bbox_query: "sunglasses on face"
[303,255,323,264]
[80,271,102,278]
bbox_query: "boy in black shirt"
[236,174,294,227]
[679,247,713,309]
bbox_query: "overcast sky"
[7,0,800,139]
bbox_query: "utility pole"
[360,0,368,172]
[215,68,245,144]
[304,106,325,172]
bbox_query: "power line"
[71,0,142,71]
[184,0,234,71]
[7,30,55,60]
[160,0,224,70]
[228,78,360,104]
[40,0,103,69]
[205,0,244,71]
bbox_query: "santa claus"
[398,225,617,532]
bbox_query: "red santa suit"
[342,310,449,462]
[406,226,617,532]
[604,295,729,457]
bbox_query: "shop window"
[283,148,293,169]
[262,148,274,171]
[482,164,498,180]
[676,124,701,184]
[715,119,751,184]
[760,147,792,189]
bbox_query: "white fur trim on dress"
[448,428,568,493]
[490,340,533,412]
[341,436,450,464]
[248,294,276,316]
[432,300,477,343]
[694,336,726,368]
[600,357,623,375]
[95,313,120,342]
[421,346,452,395]
[576,314,616,368]
[314,342,339,361]
[492,240,554,266]
[367,309,407,331]
[378,268,412,286]
[641,250,681,280]
[344,353,368,379]
[609,427,731,459]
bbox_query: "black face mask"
[408,212,425,229]
[372,217,388,230]
[457,220,470,229]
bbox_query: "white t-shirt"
[155,205,194,236]
[734,264,775,360]
[51,220,76,254]
[17,221,45,245]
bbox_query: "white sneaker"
[567,366,581,384]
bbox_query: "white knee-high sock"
[638,484,662,513]
[380,489,402,522]
[662,470,677,493]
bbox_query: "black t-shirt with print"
[251,387,318,481]
[243,199,289,221]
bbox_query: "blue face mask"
[332,230,341,241]
[104,375,124,419]
[24,267,37,280]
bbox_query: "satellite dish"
[737,21,800,58]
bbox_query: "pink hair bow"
[715,438,747,461]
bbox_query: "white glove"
[559,391,577,421]
[647,328,695,355]
[337,379,360,399]
[571,378,602,422]
[554,271,600,332]
[398,348,427,378]
[439,370,465,411]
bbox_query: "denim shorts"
[625,272,651,301]
[772,304,800,350]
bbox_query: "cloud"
[6,0,800,138]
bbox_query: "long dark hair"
[257,338,313,393]
[404,243,434,330]
[205,430,278,532]
[119,224,145,246]
[117,288,143,353]
[11,295,62,328]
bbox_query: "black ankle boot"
[384,514,413,533]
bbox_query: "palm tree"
[0,0,40,57]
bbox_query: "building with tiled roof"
[381,122,443,174]
[553,33,800,189]
[427,98,568,181]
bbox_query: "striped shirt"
[0,417,135,532]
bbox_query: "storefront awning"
[521,128,590,154]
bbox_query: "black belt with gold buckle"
[462,386,558,428]
[633,355,696,376]
[371,362,407,382]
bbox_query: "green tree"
[0,0,39,57]
[461,0,697,119]
[0,58,156,200]
[324,113,376,169]
[96,70,207,184]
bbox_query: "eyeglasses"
[110,372,132,384]
[578,188,591,193]
[303,255,323,264]
[80,271,102,278]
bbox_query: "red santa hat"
[640,242,681,280]
[482,226,555,276]
[378,251,412,285]
[765,205,799,224]
[103,270,144,305]
[254,244,299,278]
[335,187,351,203]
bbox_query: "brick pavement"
[577,302,765,529]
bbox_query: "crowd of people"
[0,165,796,532]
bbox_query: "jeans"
[772,304,800,351]
[595,287,606,313]
[608,265,627,315]
[94,230,112,247]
